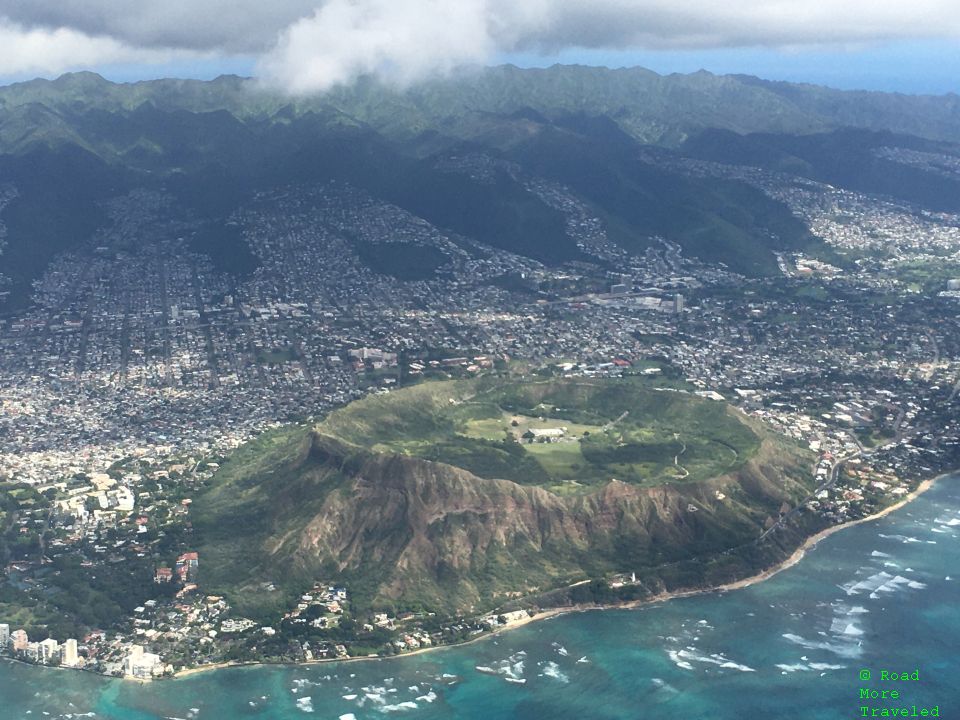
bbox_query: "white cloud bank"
[0,19,210,78]
[258,0,497,93]
[0,0,959,91]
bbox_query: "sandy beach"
[168,474,942,681]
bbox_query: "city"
[2,148,960,678]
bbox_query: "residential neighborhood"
[1,166,960,677]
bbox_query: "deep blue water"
[3,477,960,720]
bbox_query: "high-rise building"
[10,629,28,652]
[38,638,59,664]
[123,645,162,679]
[61,638,79,667]
[674,293,685,314]
[0,623,9,649]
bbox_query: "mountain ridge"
[1,64,957,311]
[2,65,960,149]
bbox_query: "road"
[601,411,629,432]
[758,448,862,542]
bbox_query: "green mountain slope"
[192,379,815,620]
[4,66,960,147]
[0,146,130,310]
[0,96,815,307]
[2,65,958,308]
[507,117,814,274]
[683,127,960,213]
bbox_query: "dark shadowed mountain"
[0,66,958,309]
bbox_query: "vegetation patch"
[316,377,761,490]
[354,241,448,280]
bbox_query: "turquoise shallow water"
[4,477,960,719]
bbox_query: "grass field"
[314,377,761,491]
[461,411,602,442]
[525,441,590,489]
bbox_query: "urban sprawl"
[2,149,960,678]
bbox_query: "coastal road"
[758,449,861,542]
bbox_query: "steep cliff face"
[195,425,814,618]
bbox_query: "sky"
[0,0,958,94]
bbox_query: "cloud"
[1,1,960,91]
[259,0,960,93]
[258,0,497,92]
[506,1,960,51]
[0,1,317,53]
[0,18,209,77]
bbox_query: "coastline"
[713,475,938,593]
[158,473,935,681]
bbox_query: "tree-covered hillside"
[1,65,958,310]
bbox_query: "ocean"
[3,476,959,720]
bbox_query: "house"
[175,552,199,582]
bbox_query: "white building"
[10,629,28,652]
[0,623,9,649]
[38,638,59,664]
[527,427,567,440]
[123,645,163,679]
[112,486,136,512]
[61,638,80,667]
